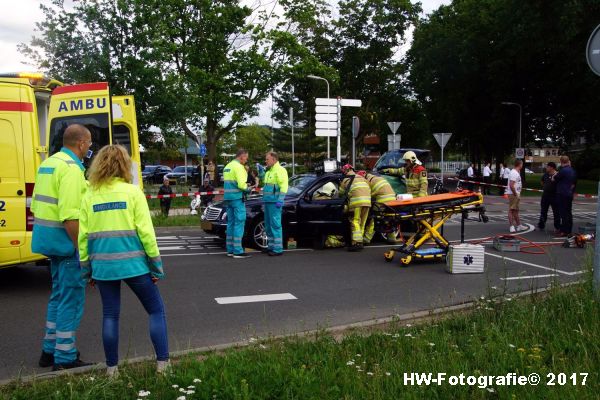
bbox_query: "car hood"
[211,193,299,209]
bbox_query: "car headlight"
[222,212,227,221]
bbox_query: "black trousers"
[160,201,171,217]
[556,194,573,234]
[538,194,559,230]
[482,177,490,194]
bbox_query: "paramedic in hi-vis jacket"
[223,149,252,258]
[78,145,169,377]
[31,124,93,371]
[262,151,289,256]
[380,151,428,197]
[339,164,372,251]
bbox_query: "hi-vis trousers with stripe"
[349,207,370,245]
[225,199,246,255]
[43,254,86,364]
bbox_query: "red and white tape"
[146,189,262,200]
[447,177,597,199]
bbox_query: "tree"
[21,0,326,161]
[408,0,600,164]
[234,124,270,162]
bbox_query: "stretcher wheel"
[400,255,412,266]
[482,215,489,223]
[384,250,395,262]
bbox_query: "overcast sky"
[0,0,451,125]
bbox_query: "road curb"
[0,279,584,387]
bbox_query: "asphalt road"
[0,196,596,382]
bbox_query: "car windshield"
[287,175,316,196]
[172,166,193,173]
[143,166,158,173]
[375,151,407,169]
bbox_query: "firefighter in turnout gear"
[380,151,428,197]
[31,124,93,371]
[357,170,397,244]
[339,164,371,251]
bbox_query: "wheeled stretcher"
[372,191,488,266]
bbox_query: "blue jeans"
[96,274,169,367]
[42,254,86,364]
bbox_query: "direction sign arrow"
[316,121,338,129]
[315,98,337,106]
[586,23,600,76]
[315,129,338,137]
[433,132,452,148]
[315,105,338,114]
[387,121,401,134]
[315,113,338,122]
[340,99,362,107]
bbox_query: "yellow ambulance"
[0,72,143,269]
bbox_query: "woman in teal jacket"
[78,145,169,377]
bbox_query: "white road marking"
[215,293,297,305]
[485,252,576,275]
[501,274,559,281]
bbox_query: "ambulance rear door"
[47,82,112,169]
[112,95,142,187]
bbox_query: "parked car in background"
[142,165,172,184]
[165,165,199,184]
[525,168,534,174]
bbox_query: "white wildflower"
[404,333,412,337]
[177,396,186,400]
[487,388,495,393]
[185,390,195,395]
[193,378,202,383]
[367,372,374,376]
[428,343,435,347]
[385,372,391,376]
[187,386,195,389]
[138,390,151,397]
[180,388,186,392]
[356,354,361,357]
[172,384,180,389]
[346,360,355,366]
[249,337,257,343]
[259,344,267,349]
[509,344,516,348]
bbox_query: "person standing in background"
[507,159,527,233]
[537,162,560,233]
[262,152,288,256]
[553,155,577,236]
[501,163,511,196]
[158,176,173,217]
[482,162,492,195]
[467,162,475,191]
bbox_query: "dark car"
[142,165,172,184]
[164,165,198,184]
[373,148,431,193]
[201,173,350,249]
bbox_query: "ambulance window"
[112,124,132,155]
[48,114,110,167]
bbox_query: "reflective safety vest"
[223,159,248,201]
[263,161,288,203]
[339,172,372,209]
[365,173,396,203]
[78,178,163,280]
[30,148,87,257]
[385,165,428,197]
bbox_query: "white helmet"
[402,151,421,165]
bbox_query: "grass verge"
[151,214,202,227]
[2,276,598,399]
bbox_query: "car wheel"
[248,219,269,250]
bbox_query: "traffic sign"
[315,129,337,137]
[586,24,600,76]
[200,143,207,157]
[316,121,338,129]
[515,148,525,158]
[352,116,360,139]
[315,98,337,106]
[387,121,401,134]
[433,132,452,149]
[340,99,362,107]
[315,105,337,114]
[315,113,338,121]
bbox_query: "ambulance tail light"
[25,183,35,231]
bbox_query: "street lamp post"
[307,74,331,158]
[501,101,522,149]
